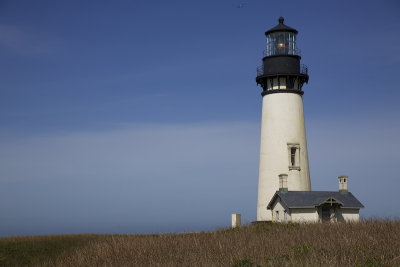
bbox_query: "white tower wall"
[257,92,311,221]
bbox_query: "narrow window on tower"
[287,143,301,171]
[290,147,296,166]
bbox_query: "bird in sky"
[237,3,247,8]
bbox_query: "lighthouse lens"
[266,32,297,56]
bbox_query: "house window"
[284,211,288,222]
[275,211,279,221]
[287,143,300,170]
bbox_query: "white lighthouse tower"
[256,17,311,221]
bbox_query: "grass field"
[1,220,399,266]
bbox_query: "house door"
[321,206,330,221]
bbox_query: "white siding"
[271,199,290,222]
[336,209,360,222]
[290,208,318,222]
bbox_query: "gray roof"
[267,191,364,209]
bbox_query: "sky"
[0,0,399,237]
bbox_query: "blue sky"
[1,0,399,236]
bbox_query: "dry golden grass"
[1,219,400,266]
[0,234,102,266]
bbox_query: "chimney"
[338,175,348,193]
[279,174,288,192]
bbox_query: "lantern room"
[256,17,308,95]
[265,17,298,56]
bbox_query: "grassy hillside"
[1,220,399,266]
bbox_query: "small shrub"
[232,258,255,267]
[294,244,312,255]
[364,257,382,267]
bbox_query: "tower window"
[290,147,296,166]
[287,143,301,171]
[286,76,295,89]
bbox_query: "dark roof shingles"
[271,191,364,209]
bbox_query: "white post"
[232,214,241,228]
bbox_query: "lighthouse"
[256,17,311,221]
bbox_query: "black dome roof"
[265,17,298,35]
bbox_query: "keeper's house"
[267,174,364,222]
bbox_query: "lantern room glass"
[266,32,297,56]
